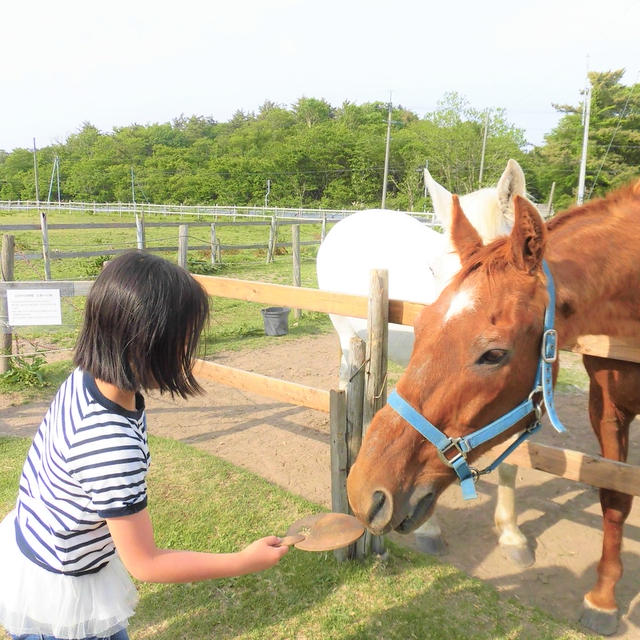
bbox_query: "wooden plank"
[505,441,640,496]
[347,337,368,561]
[388,299,424,326]
[192,275,371,320]
[570,334,640,364]
[192,275,423,325]
[192,359,330,412]
[1,235,15,372]
[363,270,388,556]
[330,389,350,562]
[346,337,366,470]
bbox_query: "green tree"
[527,70,640,210]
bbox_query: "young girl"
[0,251,289,640]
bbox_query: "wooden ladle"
[282,512,365,551]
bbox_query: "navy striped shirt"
[15,368,150,576]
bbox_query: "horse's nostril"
[367,489,393,532]
[370,490,385,517]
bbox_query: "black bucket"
[260,306,290,336]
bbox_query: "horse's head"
[426,158,526,244]
[346,194,550,535]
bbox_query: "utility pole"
[381,96,392,209]
[32,138,40,203]
[478,110,489,187]
[423,160,429,211]
[56,156,61,203]
[577,84,591,205]
[47,156,60,203]
[131,167,144,249]
[264,179,271,208]
[546,181,556,219]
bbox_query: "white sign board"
[6,289,62,326]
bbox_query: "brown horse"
[346,180,640,636]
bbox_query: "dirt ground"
[2,333,640,638]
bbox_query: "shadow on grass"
[131,542,596,640]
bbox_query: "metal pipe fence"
[0,200,436,224]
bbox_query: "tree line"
[1,71,637,213]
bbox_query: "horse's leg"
[327,313,356,389]
[494,462,534,567]
[580,356,636,636]
[414,515,447,555]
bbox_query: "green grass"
[0,436,596,640]
[1,209,335,393]
[556,351,590,392]
[0,208,329,282]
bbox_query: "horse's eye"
[477,349,508,365]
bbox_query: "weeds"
[0,353,47,389]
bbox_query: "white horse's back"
[317,209,444,304]
[317,160,528,381]
[317,209,446,369]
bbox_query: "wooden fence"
[2,266,640,558]
[0,217,329,282]
[187,273,640,562]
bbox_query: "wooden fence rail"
[190,273,640,499]
[2,270,640,504]
[0,219,324,270]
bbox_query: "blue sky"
[2,0,638,152]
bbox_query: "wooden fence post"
[362,269,389,556]
[1,235,15,373]
[266,216,277,264]
[40,211,51,280]
[135,212,145,249]
[346,337,367,559]
[210,223,218,266]
[292,224,300,320]
[178,224,188,269]
[330,389,349,562]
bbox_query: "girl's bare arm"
[107,508,288,583]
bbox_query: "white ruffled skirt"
[0,510,138,639]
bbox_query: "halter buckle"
[528,387,544,423]
[542,329,558,363]
[437,437,467,467]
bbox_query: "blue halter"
[387,260,566,500]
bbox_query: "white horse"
[317,159,534,566]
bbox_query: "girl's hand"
[239,536,289,573]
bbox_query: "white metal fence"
[0,200,437,224]
[0,200,352,221]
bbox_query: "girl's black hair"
[74,251,209,398]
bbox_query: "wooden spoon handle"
[277,534,305,547]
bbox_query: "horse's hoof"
[580,600,618,636]
[414,532,447,556]
[501,544,534,568]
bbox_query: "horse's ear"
[497,159,526,226]
[425,167,454,229]
[509,195,546,273]
[451,195,483,263]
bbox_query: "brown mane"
[454,177,640,285]
[451,236,512,286]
